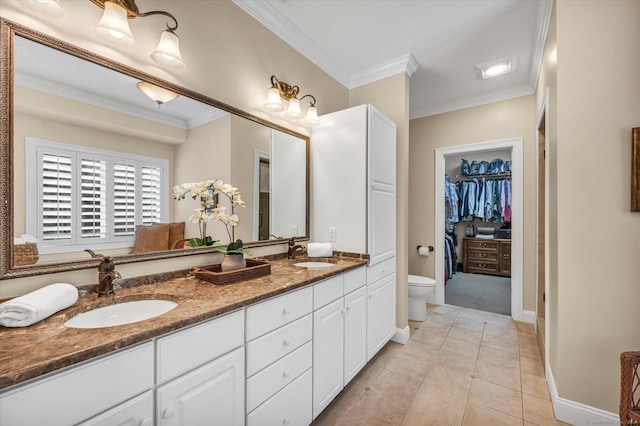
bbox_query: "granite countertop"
[0,255,368,390]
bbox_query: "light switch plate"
[329,227,337,242]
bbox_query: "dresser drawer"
[247,368,312,426]
[367,257,395,284]
[156,310,244,384]
[467,261,500,274]
[344,266,366,294]
[246,341,312,412]
[246,286,313,341]
[467,250,498,261]
[247,314,312,376]
[467,239,499,251]
[314,275,343,309]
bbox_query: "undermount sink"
[64,300,178,329]
[294,261,335,268]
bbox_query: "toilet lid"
[408,274,436,287]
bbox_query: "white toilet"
[408,274,436,321]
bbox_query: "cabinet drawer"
[247,368,312,426]
[247,314,312,376]
[247,341,312,413]
[246,286,312,341]
[367,257,395,284]
[156,309,244,383]
[468,250,498,261]
[467,239,499,251]
[467,261,500,274]
[314,275,343,309]
[0,342,153,426]
[344,266,366,294]
[78,391,153,426]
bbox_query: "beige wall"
[350,73,411,329]
[551,0,640,413]
[0,0,350,298]
[409,95,537,312]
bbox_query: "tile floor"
[311,304,569,426]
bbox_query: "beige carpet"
[445,271,511,315]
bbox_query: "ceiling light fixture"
[91,0,185,69]
[264,75,319,125]
[137,81,180,106]
[475,55,517,80]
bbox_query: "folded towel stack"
[13,234,39,245]
[307,242,333,258]
[0,283,78,327]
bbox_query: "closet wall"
[444,149,511,261]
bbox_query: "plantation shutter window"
[26,139,168,254]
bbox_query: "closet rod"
[454,173,512,181]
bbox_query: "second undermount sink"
[64,300,178,329]
[294,261,335,268]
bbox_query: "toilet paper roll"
[418,246,430,257]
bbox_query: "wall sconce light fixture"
[264,75,319,125]
[90,0,185,69]
[137,81,180,106]
[23,0,65,19]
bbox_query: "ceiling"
[234,0,553,119]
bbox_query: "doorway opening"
[435,138,525,321]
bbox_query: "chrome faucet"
[287,237,305,260]
[95,255,122,297]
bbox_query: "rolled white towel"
[0,283,78,327]
[307,242,333,258]
[20,234,39,244]
[13,237,26,245]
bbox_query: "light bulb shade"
[150,30,185,69]
[303,106,320,125]
[264,87,285,112]
[285,98,303,119]
[95,1,134,45]
[137,81,180,105]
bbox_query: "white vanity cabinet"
[367,258,397,360]
[0,342,154,426]
[312,103,397,265]
[245,286,313,426]
[313,267,367,419]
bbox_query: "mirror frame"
[0,18,310,279]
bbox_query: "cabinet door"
[78,391,153,426]
[367,273,396,361]
[313,298,345,419]
[500,241,512,276]
[344,286,367,385]
[157,347,244,426]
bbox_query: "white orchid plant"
[173,179,251,255]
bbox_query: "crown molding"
[187,109,229,129]
[232,0,351,88]
[350,53,419,89]
[528,0,554,91]
[410,83,535,119]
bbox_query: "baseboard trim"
[391,326,410,345]
[547,365,619,425]
[521,310,536,324]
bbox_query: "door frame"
[536,88,550,364]
[434,137,525,321]
[253,150,270,241]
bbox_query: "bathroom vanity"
[0,255,397,426]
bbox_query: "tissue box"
[14,243,39,266]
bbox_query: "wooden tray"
[193,258,271,285]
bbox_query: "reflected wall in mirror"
[1,19,309,279]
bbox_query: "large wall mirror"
[0,19,310,279]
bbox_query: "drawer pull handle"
[283,338,291,346]
[283,306,291,315]
[283,369,291,378]
[139,418,152,426]
[163,407,175,419]
[283,416,292,425]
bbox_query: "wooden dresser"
[462,237,511,277]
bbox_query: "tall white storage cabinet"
[312,103,397,361]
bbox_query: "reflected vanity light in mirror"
[1,19,310,279]
[136,81,180,106]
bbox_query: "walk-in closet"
[443,149,512,315]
